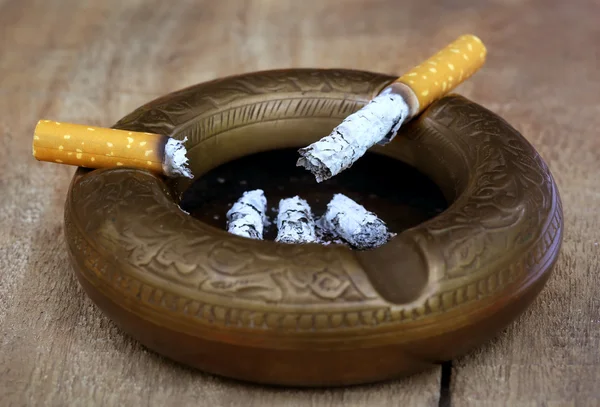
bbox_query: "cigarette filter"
[32,120,192,178]
[395,34,487,116]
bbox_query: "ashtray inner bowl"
[179,148,448,242]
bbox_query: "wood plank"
[1,0,598,404]
[450,104,600,406]
[449,0,600,405]
[0,0,442,405]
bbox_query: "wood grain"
[0,0,597,405]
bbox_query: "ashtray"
[64,69,563,386]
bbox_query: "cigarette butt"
[275,196,317,244]
[322,194,391,250]
[32,120,192,178]
[395,34,486,114]
[226,189,268,240]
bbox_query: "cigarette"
[226,189,268,240]
[32,120,192,178]
[298,34,487,182]
[275,196,317,244]
[322,194,391,250]
[297,92,410,183]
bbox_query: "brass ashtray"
[64,69,563,386]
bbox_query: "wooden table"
[1,0,598,405]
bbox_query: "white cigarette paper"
[275,196,317,244]
[226,189,268,240]
[297,92,410,182]
[322,194,391,250]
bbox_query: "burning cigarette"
[275,196,317,244]
[32,120,192,178]
[322,194,391,250]
[298,34,487,182]
[226,189,268,240]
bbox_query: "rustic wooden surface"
[1,0,598,405]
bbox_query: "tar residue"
[180,148,448,242]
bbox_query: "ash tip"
[296,150,330,183]
[163,137,193,179]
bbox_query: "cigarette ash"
[163,137,193,178]
[226,189,268,240]
[315,218,347,247]
[297,92,409,182]
[275,196,317,244]
[226,191,391,250]
[322,194,393,250]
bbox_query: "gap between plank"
[438,361,452,407]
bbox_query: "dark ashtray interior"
[180,148,448,242]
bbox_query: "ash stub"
[275,196,317,244]
[180,148,447,245]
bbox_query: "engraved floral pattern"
[406,97,558,281]
[72,167,374,305]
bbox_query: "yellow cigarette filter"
[390,34,487,116]
[32,120,192,178]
